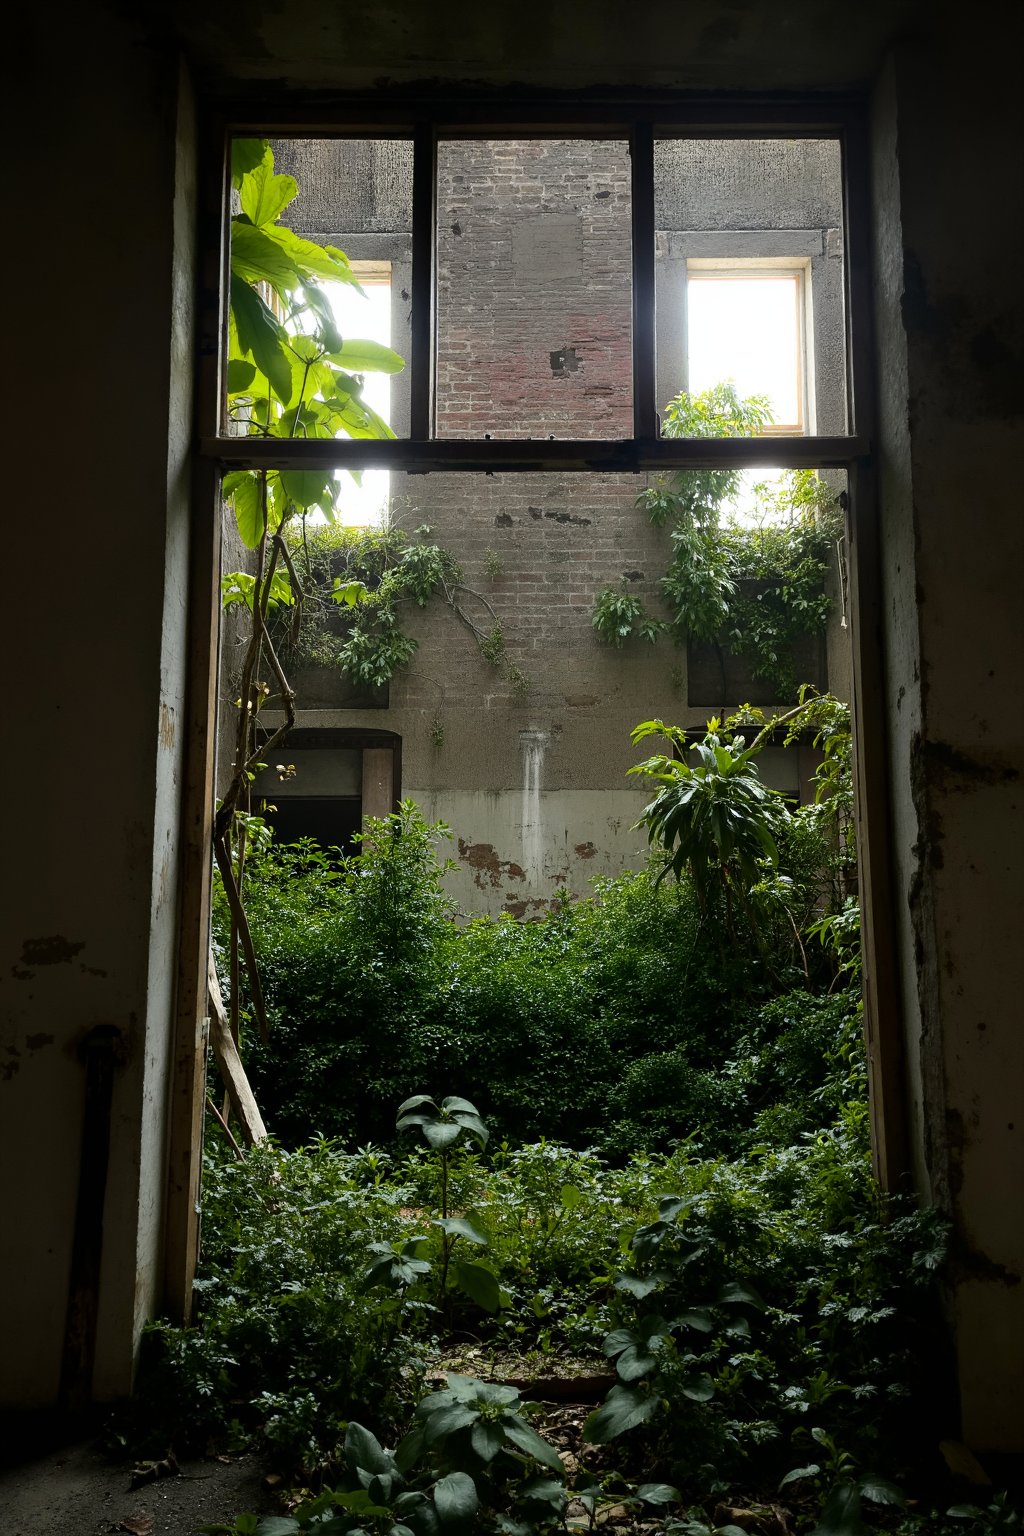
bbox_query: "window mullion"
[410,121,437,440]
[630,121,658,441]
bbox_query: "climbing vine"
[244,516,531,697]
[592,383,844,700]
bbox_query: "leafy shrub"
[220,797,857,1158]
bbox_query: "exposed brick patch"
[457,837,526,890]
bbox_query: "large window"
[210,114,864,473]
[196,103,902,1185]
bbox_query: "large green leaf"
[636,1484,681,1506]
[231,138,268,187]
[857,1476,905,1509]
[230,275,292,403]
[280,470,332,511]
[397,1094,438,1116]
[613,1272,666,1301]
[470,1420,504,1463]
[231,222,301,292]
[432,1472,478,1529]
[328,339,406,374]
[422,1121,463,1150]
[433,1217,488,1246]
[226,359,257,394]
[227,473,265,549]
[809,1484,868,1536]
[615,1343,659,1381]
[263,224,363,285]
[499,1413,564,1471]
[346,1422,391,1475]
[253,1519,301,1536]
[582,1385,658,1444]
[421,1404,477,1445]
[450,1258,501,1313]
[679,1372,715,1402]
[239,157,298,229]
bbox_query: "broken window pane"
[434,139,633,439]
[654,138,848,437]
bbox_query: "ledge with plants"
[592,384,845,703]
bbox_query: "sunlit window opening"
[687,266,806,433]
[687,263,809,523]
[328,261,392,526]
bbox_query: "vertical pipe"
[60,1027,121,1407]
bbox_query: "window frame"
[198,101,873,475]
[682,259,811,434]
[171,92,904,1315]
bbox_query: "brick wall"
[258,135,850,912]
[435,138,633,439]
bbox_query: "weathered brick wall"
[435,139,633,439]
[258,135,850,912]
[389,470,672,723]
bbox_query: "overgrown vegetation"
[116,699,1021,1536]
[592,385,844,700]
[253,516,530,697]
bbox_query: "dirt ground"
[0,1422,274,1536]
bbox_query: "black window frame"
[188,94,906,1193]
[199,98,873,477]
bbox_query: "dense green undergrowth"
[217,806,855,1159]
[133,718,1019,1535]
[140,1110,954,1533]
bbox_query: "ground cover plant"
[132,705,1016,1534]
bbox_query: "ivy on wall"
[592,384,844,700]
[253,517,529,697]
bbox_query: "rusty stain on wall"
[457,838,526,890]
[503,896,550,920]
[574,841,596,859]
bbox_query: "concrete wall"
[870,37,1024,1452]
[1,17,195,1403]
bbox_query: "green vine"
[592,383,844,700]
[250,516,530,696]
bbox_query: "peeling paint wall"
[1,21,195,1405]
[871,37,1024,1449]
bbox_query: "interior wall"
[0,14,195,1405]
[871,30,1024,1450]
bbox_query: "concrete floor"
[0,1423,273,1536]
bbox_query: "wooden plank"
[208,959,268,1146]
[848,459,910,1190]
[362,745,396,823]
[162,107,230,1324]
